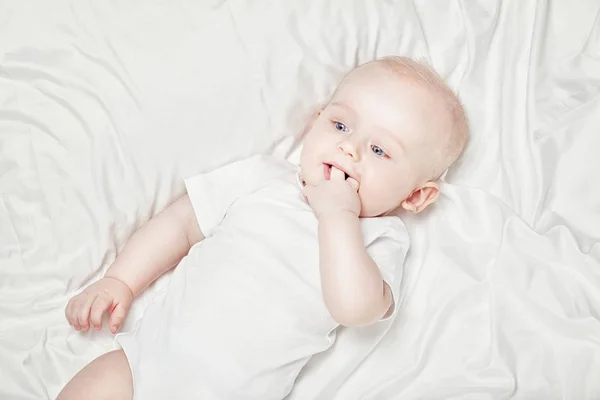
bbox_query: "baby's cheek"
[357,187,389,217]
[357,189,369,211]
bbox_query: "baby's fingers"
[65,297,76,327]
[346,177,359,191]
[109,302,130,334]
[90,296,112,330]
[76,293,98,332]
[302,184,314,202]
[330,166,345,181]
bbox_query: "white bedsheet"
[1,1,599,399]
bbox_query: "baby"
[59,56,468,400]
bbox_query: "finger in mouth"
[323,163,349,180]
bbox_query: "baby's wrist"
[317,208,359,223]
[103,275,135,297]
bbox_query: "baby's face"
[300,63,444,217]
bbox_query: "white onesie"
[115,155,409,400]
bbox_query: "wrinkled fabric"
[0,0,599,399]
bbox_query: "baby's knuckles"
[66,277,132,331]
[306,181,360,219]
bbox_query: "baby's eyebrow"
[328,102,354,114]
[379,128,406,152]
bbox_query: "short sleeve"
[364,217,410,321]
[184,155,275,237]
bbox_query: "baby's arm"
[65,194,203,333]
[318,212,392,327]
[104,194,204,296]
[303,167,392,327]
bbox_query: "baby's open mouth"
[323,163,349,180]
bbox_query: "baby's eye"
[371,145,387,157]
[334,121,348,133]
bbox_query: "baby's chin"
[359,208,386,218]
[358,198,399,218]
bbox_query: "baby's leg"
[57,349,133,400]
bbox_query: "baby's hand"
[303,166,361,220]
[65,277,133,334]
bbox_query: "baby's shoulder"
[242,154,298,183]
[245,154,296,171]
[229,155,302,207]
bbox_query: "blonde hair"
[371,56,469,179]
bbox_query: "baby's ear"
[400,182,439,213]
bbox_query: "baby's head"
[299,56,469,217]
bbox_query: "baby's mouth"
[323,163,349,180]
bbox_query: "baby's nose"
[338,139,361,161]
